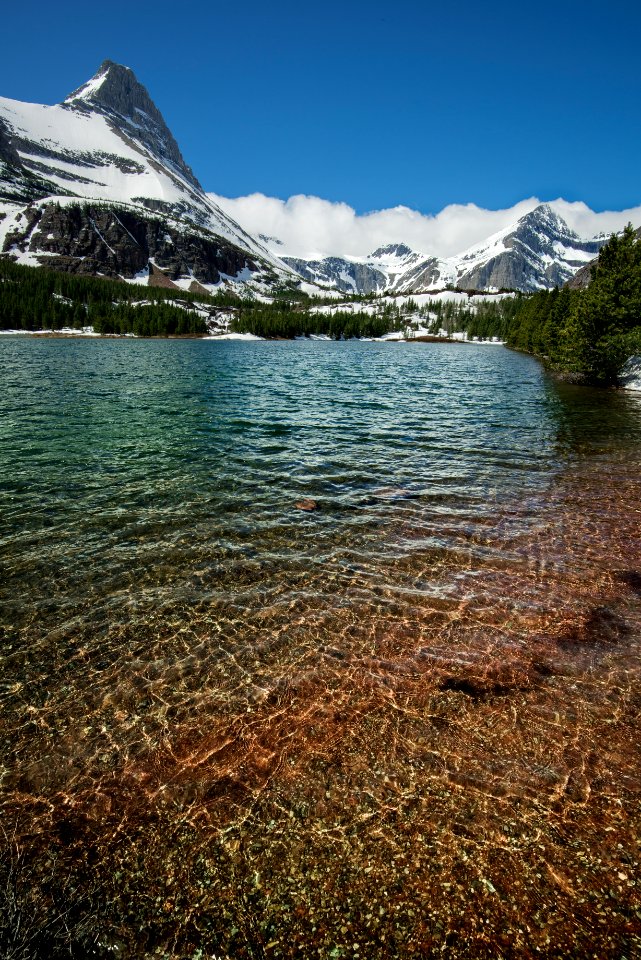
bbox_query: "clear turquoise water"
[2,337,641,641]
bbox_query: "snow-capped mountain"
[280,242,449,295]
[0,61,294,292]
[452,204,603,290]
[264,204,607,294]
[278,244,441,295]
[0,62,611,297]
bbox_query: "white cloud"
[209,192,641,261]
[546,199,641,239]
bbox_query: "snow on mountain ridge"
[62,60,201,192]
[279,203,607,294]
[63,63,112,103]
[450,203,604,290]
[0,61,298,290]
[370,243,415,260]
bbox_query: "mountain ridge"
[0,63,625,296]
[0,61,295,293]
[63,60,201,191]
[276,203,606,294]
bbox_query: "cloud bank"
[210,192,641,261]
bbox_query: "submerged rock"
[295,499,318,511]
[370,486,414,500]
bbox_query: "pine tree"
[560,225,641,382]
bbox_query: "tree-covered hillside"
[505,225,641,384]
[0,259,407,338]
[0,259,218,335]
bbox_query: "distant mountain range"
[0,62,621,296]
[277,204,607,294]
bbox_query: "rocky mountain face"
[392,256,450,292]
[0,116,56,203]
[454,204,604,291]
[282,243,453,295]
[0,62,291,293]
[64,60,200,190]
[0,117,21,170]
[566,259,596,290]
[4,202,256,283]
[282,255,387,294]
[272,205,608,295]
[368,243,452,291]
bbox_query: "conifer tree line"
[229,300,407,339]
[1,226,640,383]
[502,225,641,383]
[0,258,214,335]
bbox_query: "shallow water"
[1,338,641,958]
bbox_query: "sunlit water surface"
[1,338,641,958]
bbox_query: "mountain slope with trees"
[503,226,641,384]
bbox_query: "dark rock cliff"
[282,256,387,294]
[0,118,21,169]
[2,202,258,284]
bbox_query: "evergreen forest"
[500,225,641,383]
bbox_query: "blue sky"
[2,0,640,216]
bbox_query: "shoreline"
[0,328,504,345]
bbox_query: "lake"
[1,338,640,958]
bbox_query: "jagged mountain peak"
[63,60,200,189]
[527,201,555,218]
[64,60,130,103]
[450,203,605,291]
[0,64,296,291]
[65,60,161,123]
[506,204,597,255]
[514,202,577,237]
[370,242,414,259]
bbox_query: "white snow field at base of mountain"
[309,292,514,322]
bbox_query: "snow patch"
[203,332,264,341]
